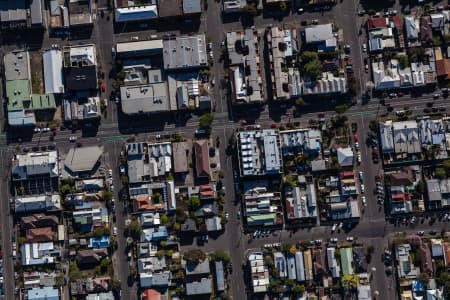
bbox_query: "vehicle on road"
[362,44,367,52]
[429,230,437,235]
[119,165,126,175]
[69,136,77,142]
[361,196,366,206]
[433,93,440,99]
[331,224,337,232]
[359,171,363,181]
[330,237,338,243]
[360,184,365,194]
[417,230,424,236]
[346,236,354,242]
[113,227,117,236]
[237,211,241,220]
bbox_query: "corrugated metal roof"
[43,50,64,94]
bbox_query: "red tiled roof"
[26,227,53,243]
[141,289,161,300]
[444,242,450,267]
[194,140,211,180]
[200,184,213,191]
[391,15,403,29]
[368,17,387,30]
[436,59,450,79]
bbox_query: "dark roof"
[367,17,387,30]
[194,140,211,180]
[77,249,108,265]
[181,218,197,232]
[420,16,433,43]
[436,59,450,79]
[26,227,53,243]
[158,0,183,17]
[20,214,59,230]
[64,65,97,91]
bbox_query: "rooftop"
[194,140,211,180]
[183,0,201,14]
[68,0,92,26]
[64,146,103,174]
[0,0,26,23]
[158,0,182,17]
[163,35,207,70]
[115,5,158,22]
[120,81,172,114]
[27,286,59,300]
[4,50,30,81]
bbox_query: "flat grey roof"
[183,0,201,14]
[0,0,26,23]
[4,51,29,81]
[65,146,103,173]
[30,0,43,25]
[163,35,207,70]
[120,82,173,114]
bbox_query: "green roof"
[340,248,354,275]
[6,80,31,110]
[30,94,56,110]
[6,80,56,112]
[247,213,276,226]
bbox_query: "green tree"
[292,284,306,294]
[209,250,231,266]
[184,249,206,263]
[335,104,349,114]
[301,51,319,63]
[295,97,305,106]
[103,191,113,202]
[127,218,142,239]
[398,55,409,68]
[242,4,257,16]
[279,1,287,10]
[199,113,214,129]
[436,167,446,179]
[161,214,168,225]
[60,184,73,195]
[189,196,201,211]
[304,59,322,79]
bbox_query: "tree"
[153,192,161,203]
[199,113,214,129]
[100,258,111,274]
[304,59,322,79]
[60,184,74,196]
[436,167,446,179]
[161,214,168,225]
[184,249,206,263]
[398,55,409,68]
[301,51,319,63]
[176,207,187,224]
[279,1,287,10]
[269,280,284,294]
[295,97,305,106]
[127,218,142,239]
[292,284,306,294]
[103,191,113,202]
[210,250,231,266]
[189,196,201,211]
[335,104,349,114]
[242,4,257,16]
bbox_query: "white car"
[113,226,118,236]
[362,44,367,52]
[361,196,366,206]
[359,171,363,181]
[225,213,229,220]
[355,142,359,150]
[108,169,113,177]
[360,184,365,193]
[331,224,337,232]
[330,237,338,243]
[33,127,41,133]
[357,153,362,163]
[346,236,354,242]
[69,136,77,142]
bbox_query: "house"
[68,0,93,27]
[185,259,210,278]
[286,255,296,280]
[141,227,169,242]
[185,278,212,296]
[194,140,211,180]
[393,121,421,154]
[274,252,287,278]
[43,49,64,94]
[72,207,109,233]
[248,252,269,293]
[86,292,115,300]
[405,16,420,47]
[372,60,401,90]
[77,249,108,266]
[280,129,322,156]
[337,147,354,167]
[304,23,337,52]
[138,256,166,274]
[284,184,318,221]
[181,218,197,233]
[420,16,433,44]
[303,249,313,281]
[443,242,450,268]
[357,285,371,300]
[141,289,164,300]
[396,244,420,280]
[172,142,189,174]
[70,277,111,296]
[140,271,171,288]
[89,236,110,249]
[205,216,222,232]
[266,27,300,100]
[295,251,306,282]
[427,178,450,209]
[26,227,54,243]
[340,247,354,275]
[141,212,161,228]
[367,17,397,52]
[20,214,59,230]
[244,187,283,227]
[214,261,225,292]
[162,35,207,70]
[226,29,264,104]
[14,194,61,213]
[327,247,340,278]
[237,129,282,177]
[27,286,60,300]
[301,72,347,95]
[22,242,60,266]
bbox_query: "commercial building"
[284,184,318,221]
[115,5,158,23]
[266,27,300,100]
[226,29,264,104]
[237,129,282,177]
[304,23,337,52]
[162,35,207,70]
[68,0,93,26]
[280,129,322,156]
[43,49,64,94]
[301,72,347,95]
[116,40,163,58]
[63,45,97,91]
[12,151,59,182]
[426,178,450,210]
[248,252,269,293]
[194,140,211,181]
[14,194,62,213]
[64,146,103,177]
[244,187,283,227]
[27,286,60,300]
[0,0,27,29]
[21,242,60,266]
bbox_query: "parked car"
[119,165,126,175]
[69,136,77,142]
[331,224,337,232]
[360,184,365,193]
[113,227,118,236]
[361,196,366,206]
[417,230,424,236]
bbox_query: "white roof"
[43,50,64,94]
[116,40,163,54]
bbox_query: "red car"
[375,175,381,181]
[354,134,359,142]
[270,123,277,128]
